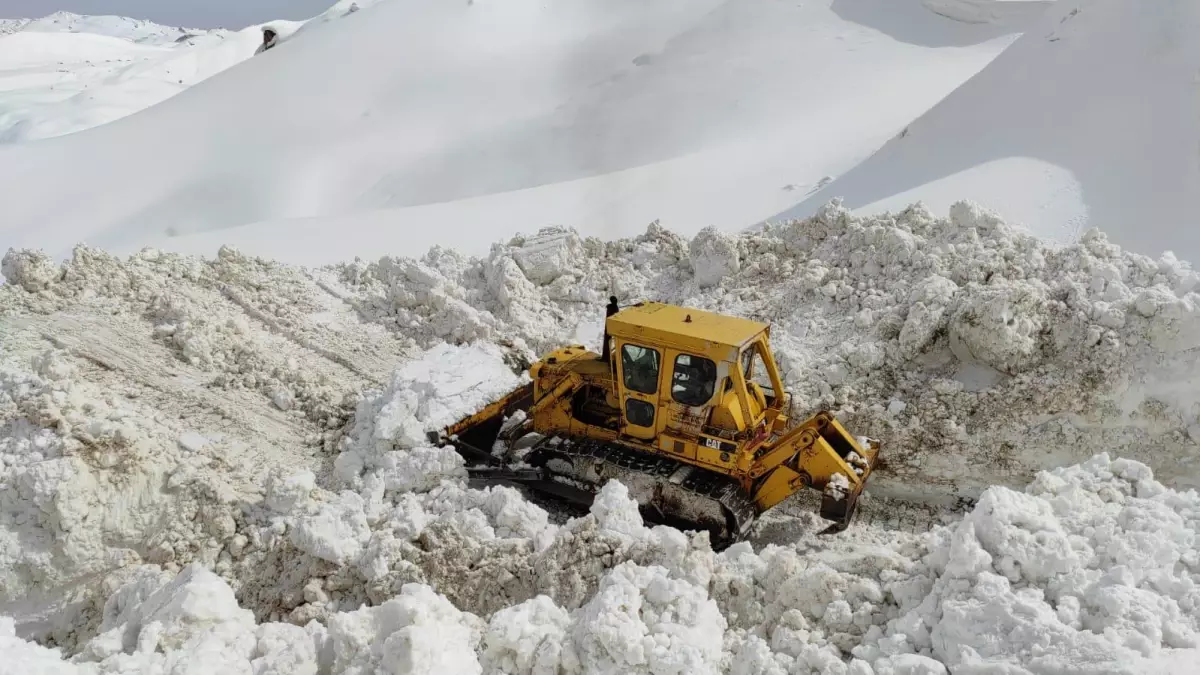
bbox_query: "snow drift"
[2,200,1199,672]
[0,0,1030,263]
[773,0,1200,264]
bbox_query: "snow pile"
[6,441,1196,673]
[0,345,248,647]
[0,242,409,647]
[3,202,1200,672]
[855,454,1200,674]
[333,199,1200,497]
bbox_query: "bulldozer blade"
[816,433,880,535]
[431,382,534,465]
[817,481,861,535]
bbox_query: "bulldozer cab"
[607,302,787,468]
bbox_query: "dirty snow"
[2,199,1199,672]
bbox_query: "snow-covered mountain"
[0,0,1037,265]
[773,0,1200,263]
[0,3,371,144]
[0,10,218,45]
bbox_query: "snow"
[2,0,1199,672]
[0,12,212,45]
[0,0,1034,264]
[3,200,1200,673]
[0,6,352,144]
[773,0,1200,264]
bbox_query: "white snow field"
[0,4,374,143]
[0,0,1044,265]
[773,0,1200,264]
[3,200,1200,673]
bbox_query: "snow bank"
[859,454,1200,674]
[4,448,1196,673]
[333,199,1200,498]
[3,202,1200,672]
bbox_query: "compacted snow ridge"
[2,200,1199,673]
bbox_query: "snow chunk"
[481,595,570,674]
[561,561,727,674]
[265,468,316,514]
[1,248,59,291]
[324,583,484,674]
[290,491,372,565]
[898,275,959,359]
[337,342,523,488]
[690,226,741,288]
[82,563,255,659]
[949,281,1048,374]
[510,227,585,286]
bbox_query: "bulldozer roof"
[607,302,768,352]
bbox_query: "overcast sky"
[0,0,336,29]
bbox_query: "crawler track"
[528,436,758,545]
[456,431,759,549]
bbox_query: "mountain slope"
[0,4,358,144]
[770,0,1200,262]
[0,0,1034,265]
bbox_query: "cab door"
[616,341,662,440]
[663,350,720,439]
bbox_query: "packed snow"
[774,0,1200,264]
[0,0,1036,263]
[3,200,1199,673]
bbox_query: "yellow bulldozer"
[430,300,880,546]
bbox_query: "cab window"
[672,354,717,406]
[741,345,776,398]
[621,344,661,394]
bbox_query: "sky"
[0,0,335,28]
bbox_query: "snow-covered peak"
[0,11,222,45]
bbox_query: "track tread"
[530,437,758,546]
